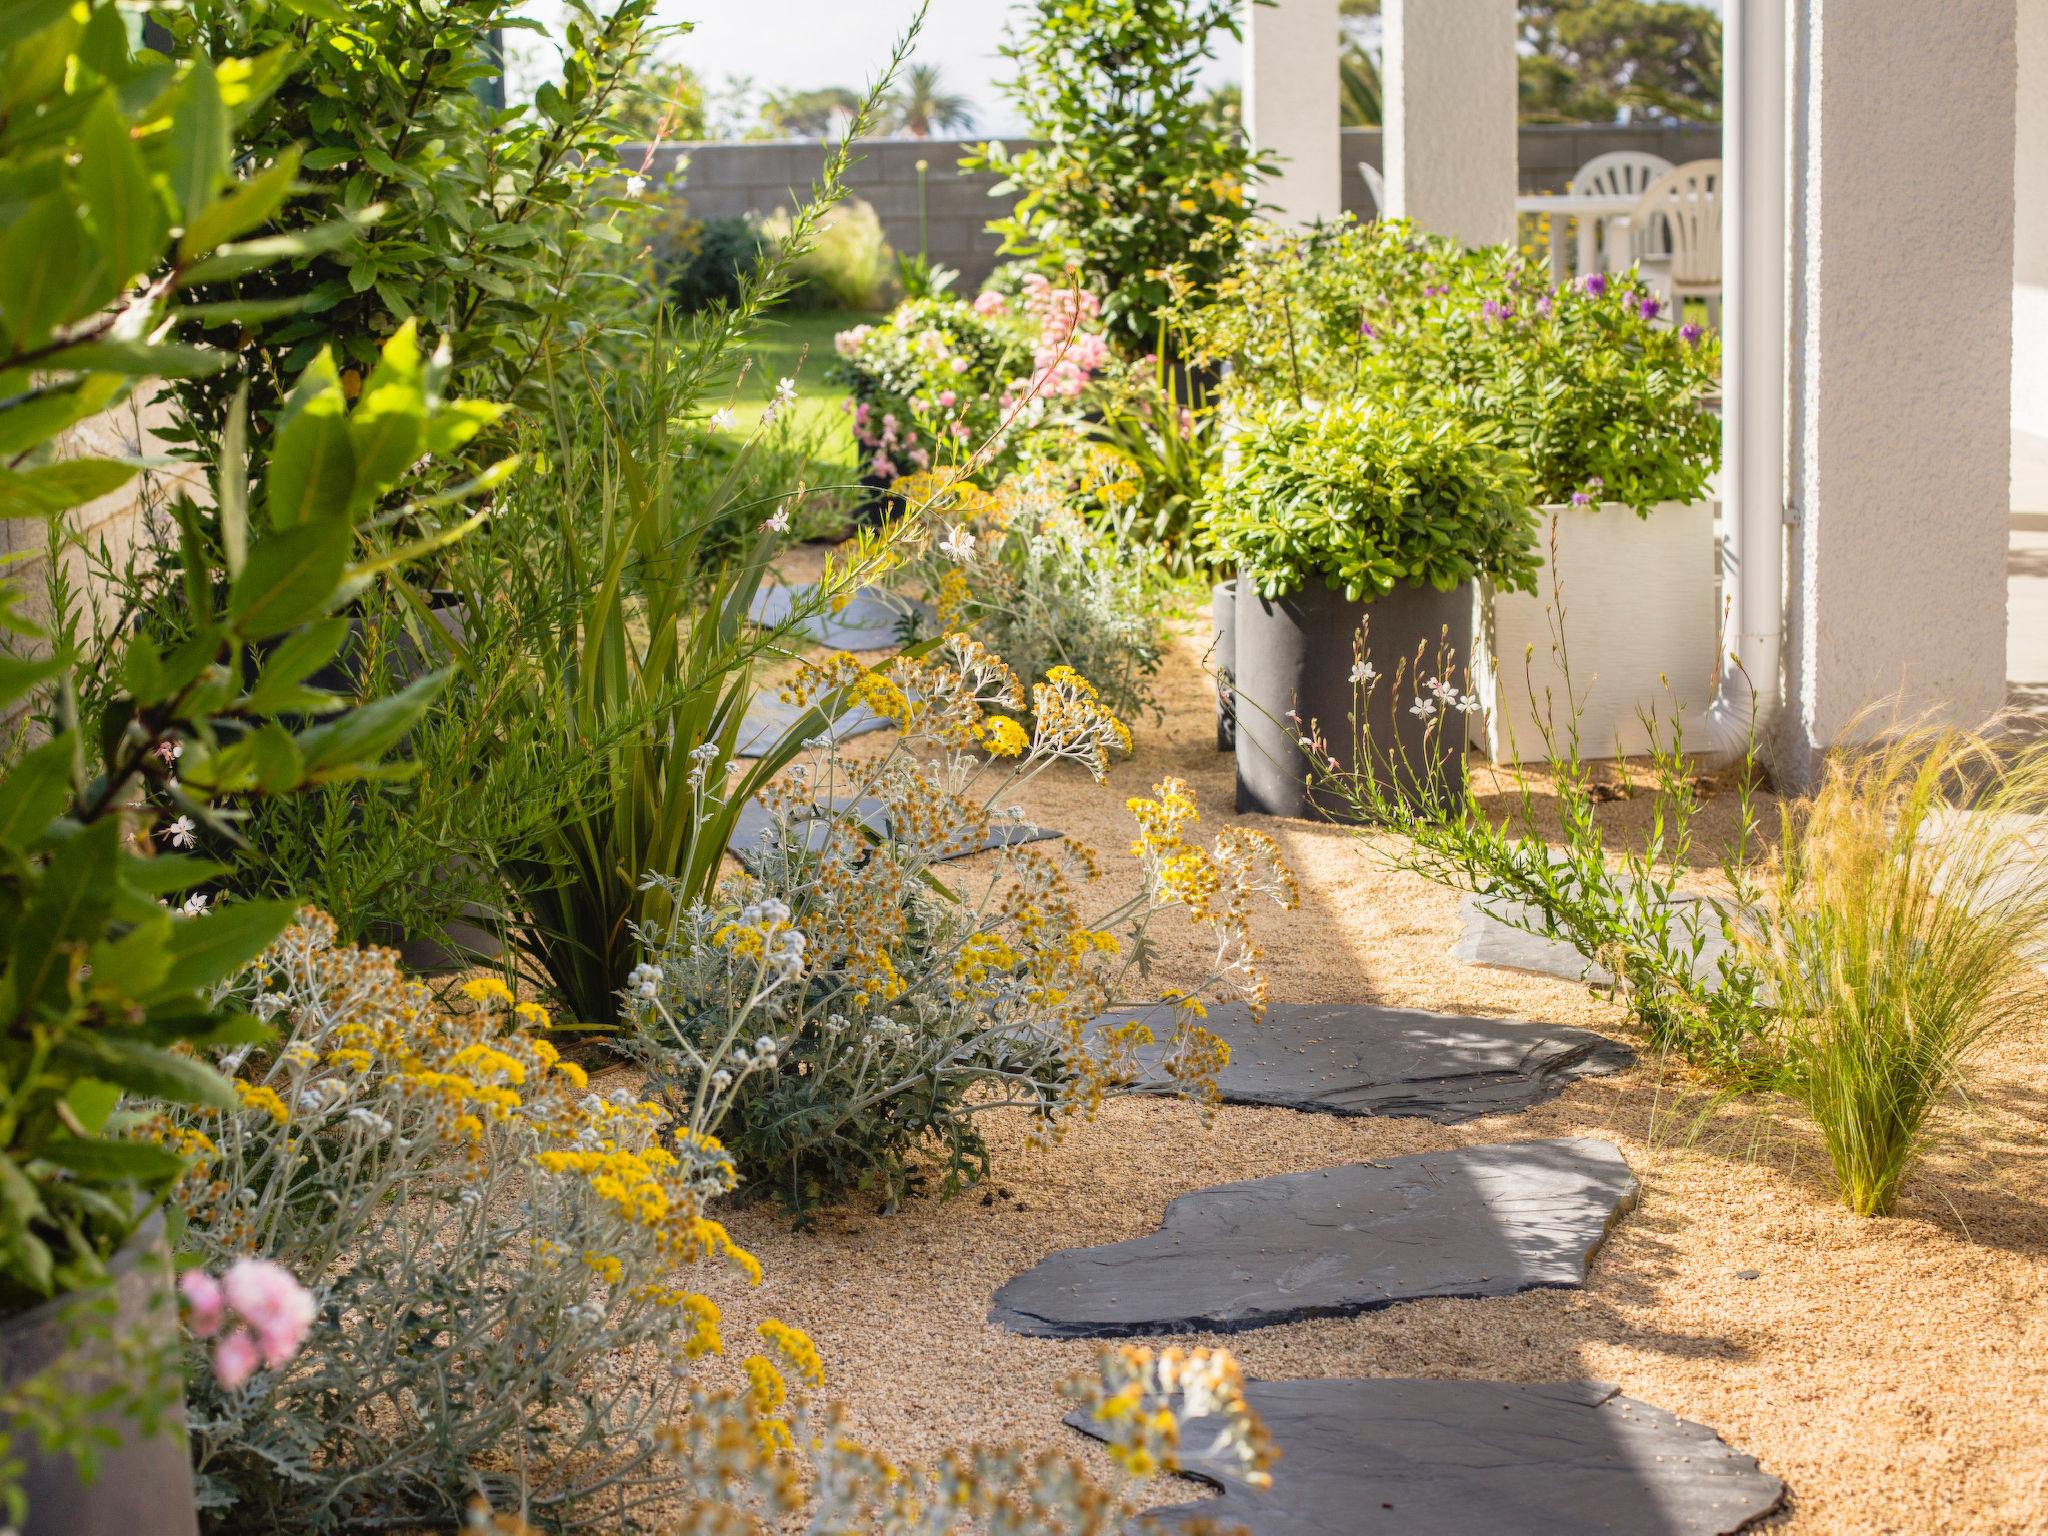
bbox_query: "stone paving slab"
[747,582,933,651]
[1095,1001,1632,1124]
[1452,890,1735,988]
[1066,1377,1786,1535]
[728,794,1059,864]
[731,695,894,758]
[990,1137,1637,1339]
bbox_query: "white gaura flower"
[181,892,212,917]
[1409,696,1437,721]
[708,406,736,433]
[168,815,198,849]
[760,376,798,426]
[1349,659,1377,686]
[939,525,976,563]
[762,504,791,533]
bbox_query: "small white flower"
[1409,697,1437,721]
[708,406,736,433]
[181,892,211,917]
[710,1069,733,1091]
[762,504,791,533]
[625,174,647,198]
[167,815,197,849]
[939,525,976,563]
[1349,660,1377,685]
[772,376,798,408]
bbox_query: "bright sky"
[512,1,1240,136]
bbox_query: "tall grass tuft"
[1763,724,2048,1216]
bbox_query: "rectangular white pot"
[1474,499,1720,764]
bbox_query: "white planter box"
[1474,499,1720,764]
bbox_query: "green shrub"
[963,0,1272,349]
[832,294,1033,479]
[1201,399,1539,601]
[764,197,892,309]
[658,211,769,312]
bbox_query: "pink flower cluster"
[832,324,873,359]
[972,290,1008,318]
[1019,275,1110,401]
[182,1258,317,1391]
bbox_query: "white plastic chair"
[1569,150,1673,266]
[1356,161,1386,220]
[1624,159,1722,321]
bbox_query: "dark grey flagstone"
[989,1137,1637,1339]
[1094,1000,1632,1123]
[747,582,934,651]
[730,695,894,758]
[728,795,1059,864]
[1065,1377,1786,1536]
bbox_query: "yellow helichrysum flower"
[234,1081,289,1126]
[757,1318,825,1388]
[460,977,515,1009]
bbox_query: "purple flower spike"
[1536,295,1554,317]
[1638,295,1661,320]
[1482,299,1510,323]
[1571,491,1593,507]
[1360,318,1378,338]
[1680,322,1703,345]
[1581,272,1607,297]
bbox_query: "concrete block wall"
[636,124,1722,290]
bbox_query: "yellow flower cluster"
[1031,665,1134,778]
[234,1080,289,1126]
[756,1318,824,1388]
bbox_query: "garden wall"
[638,123,1721,288]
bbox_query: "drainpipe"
[1697,0,1789,764]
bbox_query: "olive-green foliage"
[963,0,1273,349]
[150,0,673,452]
[1203,400,1538,602]
[763,197,892,310]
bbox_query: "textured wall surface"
[639,124,1720,289]
[1383,0,1518,246]
[1787,0,2015,763]
[1247,0,1344,225]
[2015,0,2048,437]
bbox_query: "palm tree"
[888,62,974,139]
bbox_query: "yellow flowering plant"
[623,640,1296,1211]
[154,913,811,1530]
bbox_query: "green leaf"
[117,854,231,897]
[348,328,427,496]
[0,459,138,519]
[0,736,72,850]
[174,211,379,285]
[0,652,64,714]
[165,54,229,225]
[33,339,227,377]
[63,1078,122,1136]
[9,816,118,1017]
[50,1035,235,1110]
[179,145,301,260]
[296,668,449,773]
[0,194,93,350]
[244,722,308,789]
[78,93,167,291]
[155,898,295,998]
[36,1136,186,1186]
[245,614,349,699]
[421,399,511,459]
[265,354,355,527]
[226,518,353,641]
[0,374,126,457]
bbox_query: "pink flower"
[223,1258,316,1369]
[909,448,930,469]
[832,325,872,359]
[882,413,898,434]
[180,1270,225,1339]
[870,453,897,479]
[949,356,969,374]
[853,402,870,427]
[950,422,971,440]
[212,1329,260,1391]
[973,291,1008,317]
[937,390,956,408]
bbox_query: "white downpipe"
[1698,0,1789,762]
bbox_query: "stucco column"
[2014,0,2048,442]
[1244,0,1343,227]
[1381,0,1515,247]
[1784,0,2016,770]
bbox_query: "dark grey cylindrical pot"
[0,1214,198,1536]
[1211,580,1236,753]
[1233,573,1474,822]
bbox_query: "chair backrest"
[1570,150,1674,200]
[1628,159,1722,289]
[1356,161,1386,219]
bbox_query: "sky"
[513,1,1240,136]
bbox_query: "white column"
[1381,0,1515,248]
[1244,0,1342,227]
[2014,0,2048,443]
[1785,0,2016,767]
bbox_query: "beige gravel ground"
[664,587,2048,1535]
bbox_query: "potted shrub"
[1202,399,1538,819]
[1454,273,1724,762]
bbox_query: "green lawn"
[716,307,881,481]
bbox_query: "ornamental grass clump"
[624,636,1297,1211]
[1760,725,2048,1217]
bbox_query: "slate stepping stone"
[1453,889,1735,989]
[990,1137,1636,1339]
[1066,1377,1786,1535]
[728,794,1060,864]
[1094,1000,1632,1124]
[731,694,894,758]
[748,582,933,651]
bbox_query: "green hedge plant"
[1201,399,1539,602]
